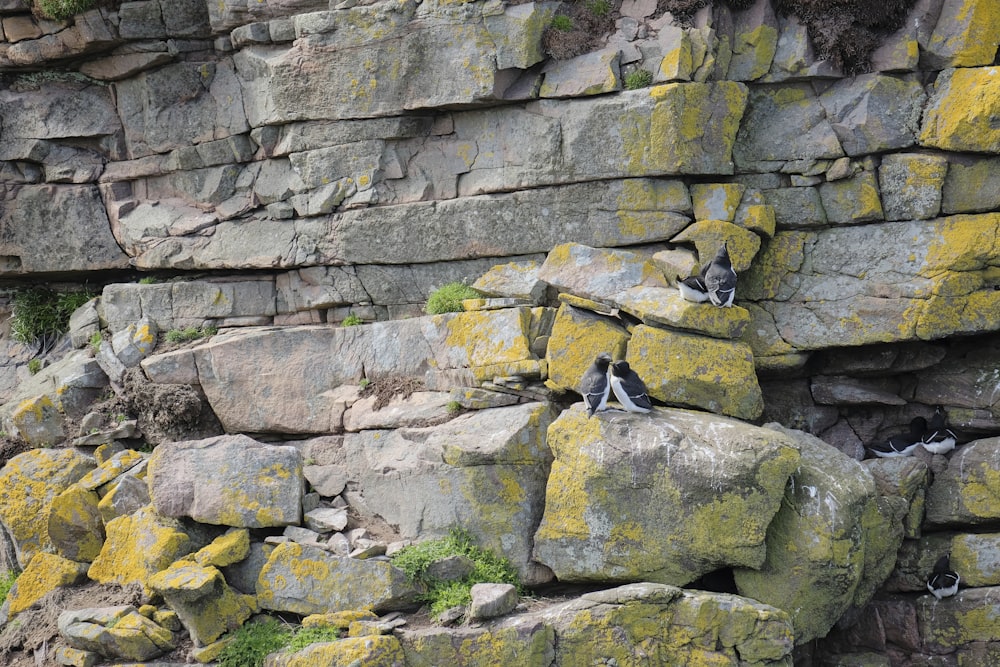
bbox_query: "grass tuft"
[551,14,574,31]
[164,326,217,344]
[341,313,364,326]
[425,283,481,315]
[0,570,18,606]
[33,0,98,20]
[218,617,292,667]
[10,288,94,346]
[624,69,654,90]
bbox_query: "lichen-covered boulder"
[148,562,256,646]
[534,405,799,585]
[0,447,95,568]
[268,635,406,667]
[341,402,556,585]
[544,302,629,392]
[399,616,554,667]
[920,66,1000,153]
[48,483,105,562]
[670,219,761,272]
[5,553,89,618]
[925,437,1000,527]
[917,586,1000,652]
[921,2,1000,69]
[538,242,668,304]
[257,542,421,615]
[625,324,763,420]
[734,425,897,644]
[58,606,176,662]
[536,583,794,666]
[87,505,194,592]
[743,213,1000,352]
[612,287,751,339]
[147,434,303,528]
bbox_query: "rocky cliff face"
[0,0,998,664]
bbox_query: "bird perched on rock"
[926,555,960,600]
[580,352,612,418]
[609,360,652,413]
[867,416,927,458]
[677,274,711,303]
[921,406,957,455]
[703,242,737,307]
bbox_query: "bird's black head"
[933,554,951,573]
[611,360,631,376]
[595,352,612,370]
[909,416,928,435]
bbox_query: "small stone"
[304,507,349,533]
[424,555,475,582]
[468,583,518,620]
[327,532,351,556]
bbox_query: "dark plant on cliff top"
[33,0,99,21]
[10,287,93,348]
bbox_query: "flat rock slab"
[148,434,302,528]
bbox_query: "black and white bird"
[868,417,927,458]
[677,274,711,303]
[580,352,612,418]
[921,406,958,455]
[609,360,652,413]
[926,555,960,600]
[703,242,738,307]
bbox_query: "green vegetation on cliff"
[391,528,521,618]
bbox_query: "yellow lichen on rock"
[87,505,193,592]
[626,325,763,420]
[270,635,405,667]
[0,448,94,568]
[6,552,88,616]
[670,219,761,273]
[920,67,1000,152]
[545,303,629,392]
[48,483,105,562]
[691,183,745,222]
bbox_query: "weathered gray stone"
[342,402,556,584]
[925,437,1000,527]
[0,185,129,274]
[485,2,559,70]
[724,0,778,81]
[735,82,843,169]
[534,405,799,585]
[147,434,303,528]
[818,74,925,156]
[744,214,1000,351]
[115,60,248,158]
[539,48,621,98]
[257,542,421,615]
[47,484,105,563]
[303,507,348,533]
[879,153,948,221]
[343,391,457,431]
[818,171,884,225]
[941,155,1000,215]
[58,606,176,662]
[468,583,518,620]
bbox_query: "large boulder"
[257,542,421,615]
[341,402,557,584]
[533,405,799,585]
[147,434,303,528]
[734,425,902,644]
[398,583,793,666]
[0,448,95,569]
[925,437,1000,527]
[743,213,1000,352]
